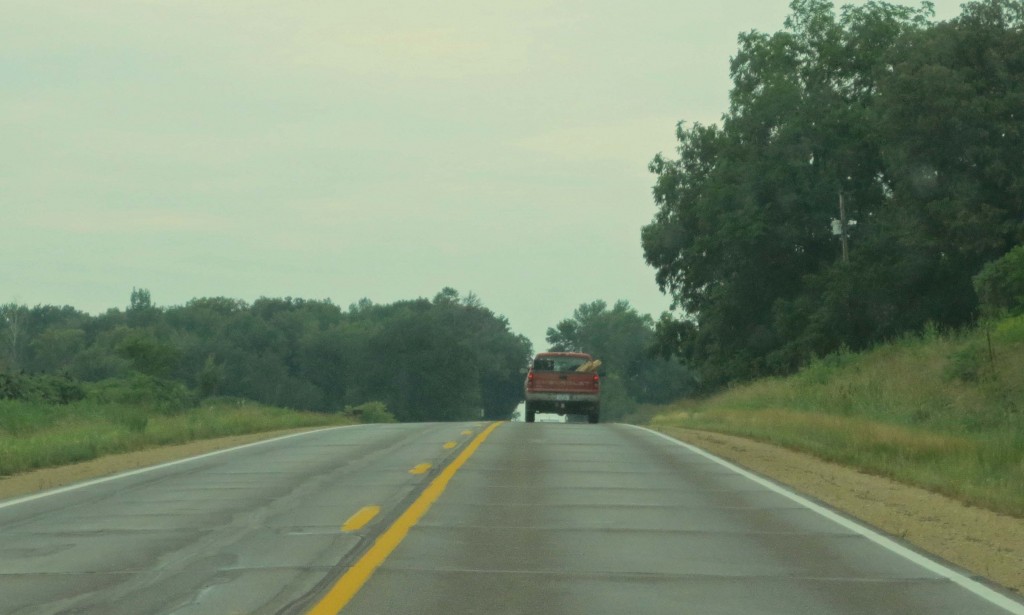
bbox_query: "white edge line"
[632,425,1024,615]
[0,424,364,511]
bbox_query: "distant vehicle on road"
[524,352,601,424]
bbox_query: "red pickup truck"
[523,352,601,424]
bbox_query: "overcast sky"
[2,1,964,350]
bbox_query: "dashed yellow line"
[341,506,380,532]
[408,463,432,475]
[461,430,473,436]
[306,422,502,614]
[443,441,457,450]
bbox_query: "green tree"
[127,288,160,328]
[116,328,181,378]
[30,328,86,373]
[432,288,532,419]
[0,303,31,371]
[547,300,694,418]
[974,245,1024,316]
[364,303,481,421]
[197,354,226,397]
[642,0,1024,388]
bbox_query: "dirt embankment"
[657,427,1024,598]
[1,425,1021,599]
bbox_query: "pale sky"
[1,1,964,350]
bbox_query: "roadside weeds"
[0,428,317,502]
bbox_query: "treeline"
[643,0,1024,388]
[546,300,696,421]
[0,287,532,421]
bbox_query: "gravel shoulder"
[657,427,1024,598]
[2,424,1021,599]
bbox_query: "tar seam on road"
[306,421,502,615]
[635,425,1024,615]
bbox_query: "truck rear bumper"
[526,392,599,403]
[525,393,600,416]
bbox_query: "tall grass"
[0,399,353,477]
[650,315,1024,517]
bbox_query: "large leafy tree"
[644,0,1022,388]
[547,300,695,417]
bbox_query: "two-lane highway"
[1,422,1021,614]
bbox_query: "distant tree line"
[0,287,532,421]
[546,300,696,420]
[643,0,1024,388]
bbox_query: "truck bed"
[524,352,600,423]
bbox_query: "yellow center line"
[443,441,457,450]
[460,430,473,436]
[341,506,380,533]
[306,421,502,615]
[408,463,432,475]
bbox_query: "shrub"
[343,401,396,423]
[974,245,1024,316]
[0,373,86,404]
[87,374,196,413]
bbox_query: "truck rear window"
[533,357,588,372]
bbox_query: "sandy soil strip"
[657,427,1024,598]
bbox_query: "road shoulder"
[0,428,317,502]
[656,426,1024,597]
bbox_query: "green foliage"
[0,287,530,423]
[0,399,352,476]
[116,328,180,378]
[0,303,29,371]
[68,345,132,381]
[342,401,396,424]
[643,0,1024,389]
[86,375,195,414]
[945,342,989,383]
[974,245,1024,316]
[546,300,695,419]
[30,327,85,372]
[0,400,67,436]
[649,312,1024,515]
[0,372,85,405]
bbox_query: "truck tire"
[588,406,599,424]
[526,409,536,423]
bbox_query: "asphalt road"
[1,422,1021,615]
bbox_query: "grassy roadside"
[0,399,354,477]
[648,315,1024,517]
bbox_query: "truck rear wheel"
[525,409,536,423]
